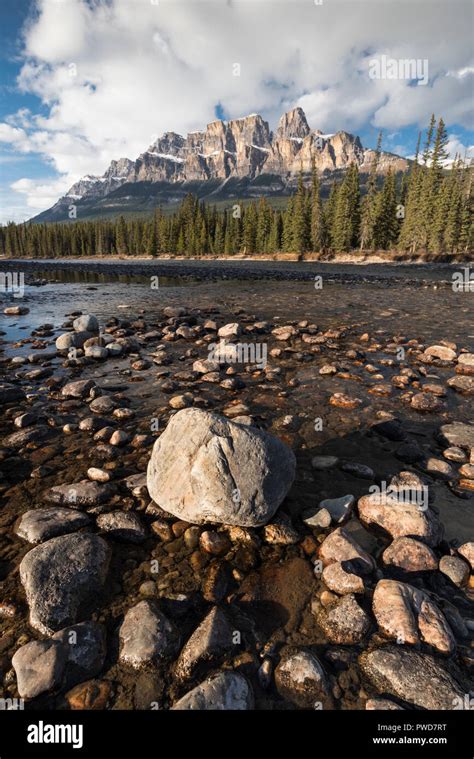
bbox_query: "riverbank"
[0,277,473,711]
[1,256,472,287]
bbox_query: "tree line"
[0,116,472,258]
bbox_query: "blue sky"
[1,0,473,223]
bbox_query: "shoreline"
[0,256,472,287]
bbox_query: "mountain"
[32,107,408,222]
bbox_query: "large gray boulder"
[20,533,111,634]
[147,408,295,526]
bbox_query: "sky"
[0,0,473,224]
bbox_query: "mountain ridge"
[32,106,409,223]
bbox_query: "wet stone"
[275,649,331,709]
[12,640,66,700]
[359,646,464,710]
[15,507,91,544]
[119,600,179,668]
[20,533,111,634]
[172,671,253,710]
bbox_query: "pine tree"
[116,215,128,254]
[310,158,325,251]
[292,171,309,254]
[360,131,382,250]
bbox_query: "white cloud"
[4,0,474,220]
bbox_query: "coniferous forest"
[1,117,472,259]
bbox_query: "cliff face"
[38,106,408,220]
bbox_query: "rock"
[458,542,474,570]
[396,442,424,464]
[439,422,474,450]
[0,382,26,405]
[357,492,441,546]
[20,533,111,634]
[45,480,115,509]
[15,507,90,544]
[439,555,470,587]
[459,463,474,478]
[457,353,474,373]
[423,457,455,480]
[172,672,253,710]
[303,507,331,529]
[87,467,111,483]
[322,562,365,594]
[443,446,467,463]
[317,495,354,524]
[372,580,455,654]
[55,332,82,351]
[5,425,54,449]
[52,621,106,688]
[175,607,234,681]
[96,511,146,542]
[382,537,438,572]
[366,698,404,710]
[89,396,116,414]
[147,408,296,527]
[447,375,474,395]
[262,513,299,544]
[311,455,338,470]
[4,305,29,315]
[372,419,405,441]
[119,600,179,667]
[275,649,331,708]
[65,679,111,710]
[359,646,464,710]
[410,392,443,412]
[340,462,374,479]
[319,527,374,575]
[73,314,99,332]
[61,379,95,399]
[169,393,193,409]
[12,640,66,700]
[193,358,220,374]
[422,345,456,361]
[329,393,362,410]
[85,345,108,360]
[316,594,370,644]
[199,530,230,555]
[218,323,241,339]
[202,562,232,603]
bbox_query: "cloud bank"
[1,0,473,220]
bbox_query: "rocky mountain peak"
[51,106,409,218]
[276,107,310,140]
